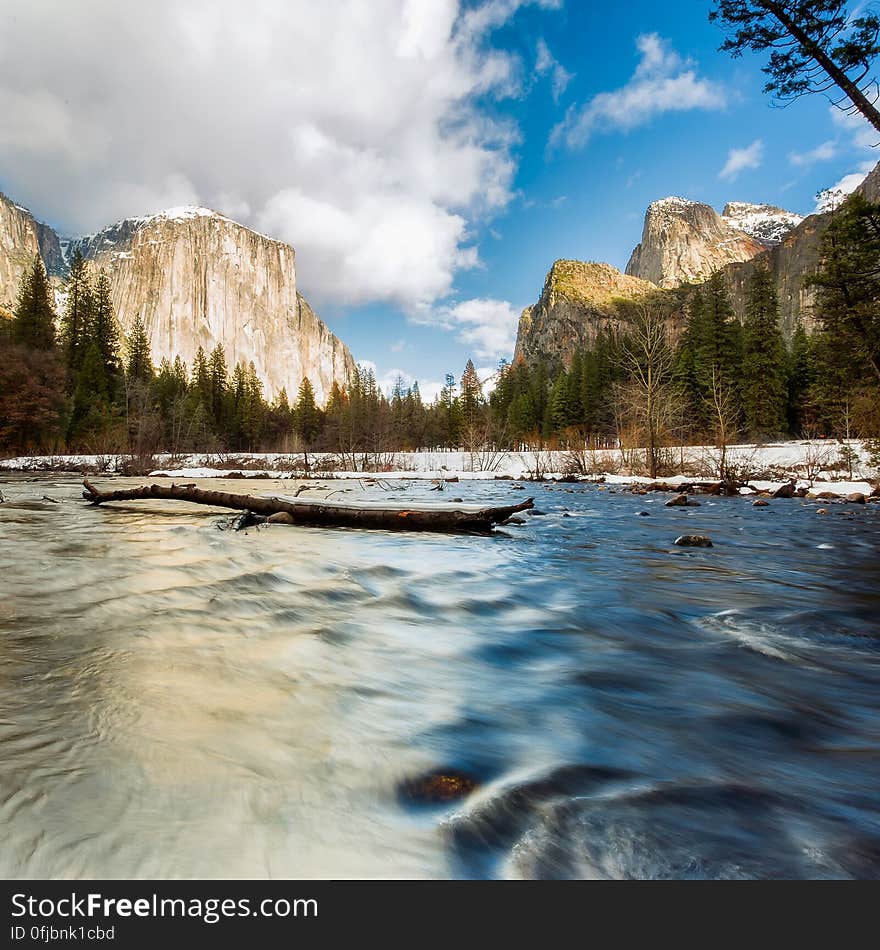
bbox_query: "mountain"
[0,193,65,315]
[625,197,768,288]
[513,260,660,367]
[721,202,804,246]
[721,164,879,336]
[515,161,879,365]
[0,200,355,402]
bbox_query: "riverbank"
[2,440,877,500]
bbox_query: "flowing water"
[1,474,879,879]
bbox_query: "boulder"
[666,494,699,507]
[773,481,797,498]
[674,535,713,547]
[267,511,294,524]
[752,499,769,507]
[845,492,867,504]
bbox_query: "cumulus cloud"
[718,139,764,181]
[0,0,559,310]
[535,38,573,101]
[420,297,521,361]
[831,107,880,150]
[551,34,726,149]
[789,140,837,167]
[815,159,875,212]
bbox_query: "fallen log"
[82,479,534,533]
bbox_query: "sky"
[0,0,877,401]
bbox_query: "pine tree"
[294,377,322,446]
[68,341,114,445]
[710,1,880,135]
[741,266,787,437]
[191,346,210,404]
[460,359,484,430]
[809,193,880,385]
[786,322,814,433]
[59,249,91,368]
[13,255,57,351]
[207,344,229,436]
[125,315,154,382]
[87,269,120,394]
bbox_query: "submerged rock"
[752,499,769,507]
[674,535,713,548]
[399,769,478,805]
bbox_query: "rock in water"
[753,499,769,507]
[845,492,867,504]
[399,769,478,805]
[773,481,797,499]
[674,535,713,548]
[666,494,699,507]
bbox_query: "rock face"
[513,260,659,367]
[0,192,65,312]
[71,206,355,402]
[721,159,880,335]
[626,197,766,288]
[721,202,803,246]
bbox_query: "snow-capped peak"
[649,196,699,212]
[721,202,803,246]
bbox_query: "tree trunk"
[81,479,535,533]
[765,1,880,134]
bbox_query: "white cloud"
[421,297,521,361]
[535,38,573,101]
[831,107,879,150]
[718,139,764,181]
[551,33,726,149]
[0,0,561,311]
[815,160,875,212]
[359,359,500,403]
[789,140,837,167]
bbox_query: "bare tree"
[616,303,678,478]
[705,365,741,482]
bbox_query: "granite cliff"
[513,260,660,367]
[515,161,879,365]
[0,192,65,313]
[626,197,769,288]
[71,207,354,402]
[0,200,354,403]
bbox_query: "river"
[1,474,879,879]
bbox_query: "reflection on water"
[1,475,879,879]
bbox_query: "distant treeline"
[0,194,878,468]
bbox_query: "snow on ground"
[1,441,877,496]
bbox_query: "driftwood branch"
[82,479,534,533]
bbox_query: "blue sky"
[1,0,876,401]
[317,0,878,396]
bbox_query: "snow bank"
[1,441,877,497]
